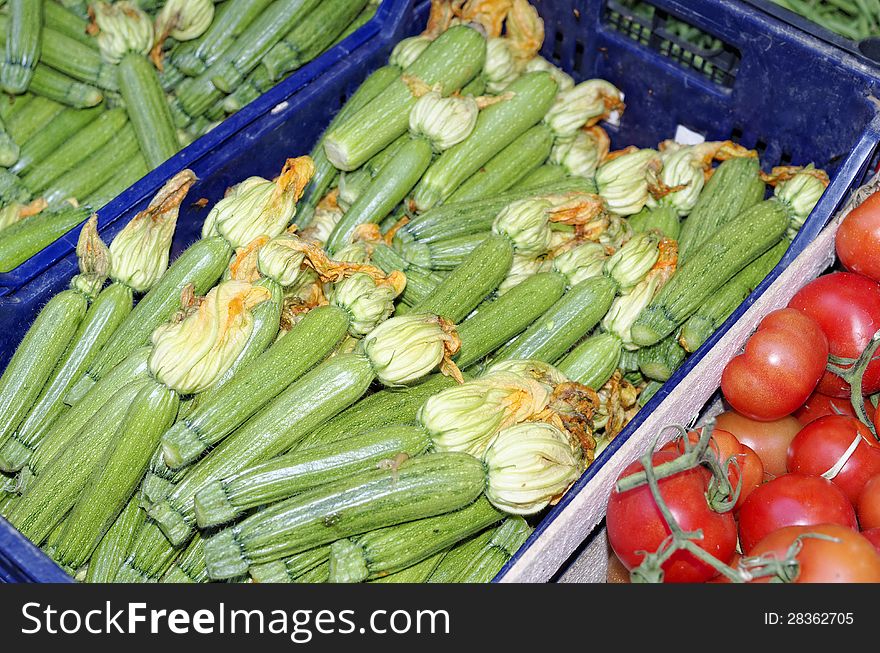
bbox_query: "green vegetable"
[203,453,487,579]
[44,1,94,47]
[0,206,91,273]
[629,205,681,240]
[10,105,102,177]
[6,95,63,145]
[631,200,789,346]
[427,516,531,582]
[193,424,431,528]
[328,496,504,582]
[556,331,623,390]
[637,334,687,382]
[399,233,489,271]
[676,157,765,262]
[369,550,448,583]
[86,498,146,583]
[249,547,330,583]
[161,536,208,583]
[28,64,103,108]
[1,0,43,94]
[519,163,569,188]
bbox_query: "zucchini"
[43,1,93,48]
[161,535,208,584]
[445,124,554,204]
[203,453,487,579]
[160,305,350,469]
[0,206,91,273]
[324,25,486,171]
[427,516,532,583]
[494,276,617,363]
[409,234,514,322]
[150,352,377,547]
[369,550,448,583]
[325,137,434,255]
[0,113,18,167]
[328,496,504,582]
[1,0,42,94]
[0,282,133,472]
[556,331,623,390]
[399,232,489,271]
[53,379,179,569]
[85,498,145,583]
[455,271,567,369]
[26,347,152,479]
[519,163,569,188]
[629,206,681,240]
[0,285,89,459]
[22,107,128,194]
[249,547,331,583]
[28,63,103,108]
[194,424,432,528]
[117,53,180,168]
[85,151,149,209]
[6,95,62,145]
[677,157,765,263]
[637,334,687,382]
[7,379,146,544]
[295,373,461,452]
[410,72,559,211]
[115,519,181,582]
[209,0,323,93]
[67,237,230,403]
[679,238,789,353]
[10,105,102,176]
[631,200,789,347]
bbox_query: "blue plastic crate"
[2,0,880,583]
[0,0,412,298]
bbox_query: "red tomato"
[715,410,801,478]
[836,190,880,282]
[738,473,858,553]
[786,415,880,504]
[606,451,738,583]
[795,391,876,425]
[860,527,880,554]
[747,524,880,583]
[857,475,880,530]
[662,428,764,510]
[721,309,828,421]
[788,272,880,396]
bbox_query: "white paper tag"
[674,123,706,145]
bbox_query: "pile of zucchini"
[0,0,831,584]
[0,0,380,273]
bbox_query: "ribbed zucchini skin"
[370,550,449,583]
[28,347,152,478]
[495,276,617,363]
[193,424,432,528]
[85,498,145,583]
[556,331,622,390]
[428,516,532,583]
[0,282,133,472]
[632,200,789,347]
[637,334,687,382]
[411,72,559,210]
[28,64,103,108]
[679,238,788,353]
[161,535,208,584]
[456,271,567,369]
[676,157,765,262]
[8,379,146,545]
[151,353,377,546]
[115,519,181,583]
[0,290,87,457]
[445,124,555,204]
[161,305,350,468]
[43,2,93,47]
[249,546,331,583]
[1,0,42,94]
[202,453,487,579]
[326,137,433,255]
[401,232,489,270]
[0,207,91,273]
[324,25,487,170]
[329,496,504,582]
[71,237,230,399]
[295,373,461,451]
[519,163,570,188]
[410,234,514,323]
[53,379,180,569]
[10,105,101,176]
[6,96,62,145]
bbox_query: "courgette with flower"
[323,25,487,171]
[203,420,584,579]
[631,169,826,347]
[148,312,463,547]
[325,89,479,254]
[92,1,179,168]
[0,171,194,473]
[38,281,271,569]
[595,147,661,216]
[1,0,42,95]
[0,217,108,457]
[66,157,314,405]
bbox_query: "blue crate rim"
[0,0,408,298]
